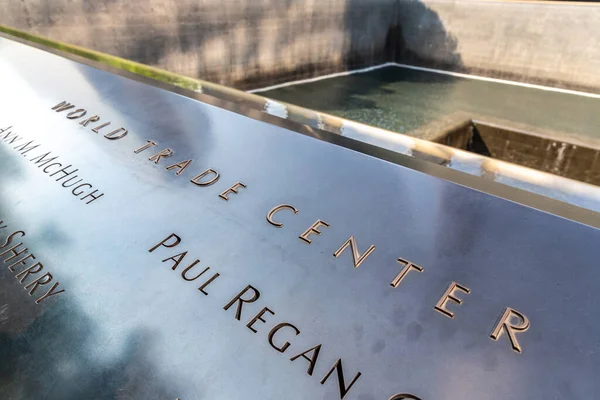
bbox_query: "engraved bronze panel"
[0,35,599,399]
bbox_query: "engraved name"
[0,125,104,205]
[149,233,365,400]
[0,220,66,304]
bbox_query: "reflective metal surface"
[0,36,599,400]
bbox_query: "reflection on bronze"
[190,169,220,186]
[51,101,74,112]
[333,236,375,268]
[104,127,128,140]
[166,159,192,176]
[148,148,173,164]
[434,282,470,318]
[268,322,300,353]
[390,258,423,288]
[148,233,182,253]
[223,285,260,320]
[319,359,361,400]
[66,109,87,119]
[266,204,299,227]
[219,181,247,200]
[490,307,530,353]
[79,115,100,127]
[91,122,111,133]
[246,306,275,333]
[299,219,330,244]
[290,344,322,376]
[134,140,157,154]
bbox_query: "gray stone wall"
[1,0,599,91]
[0,0,398,89]
[396,0,600,92]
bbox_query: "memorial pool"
[258,65,600,143]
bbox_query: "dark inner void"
[437,121,600,185]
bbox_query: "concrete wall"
[396,0,600,92]
[0,0,599,92]
[0,0,398,89]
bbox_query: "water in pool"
[258,66,600,143]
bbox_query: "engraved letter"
[149,233,181,253]
[80,189,105,204]
[134,140,157,153]
[197,272,220,295]
[162,251,188,271]
[181,261,208,281]
[268,322,300,353]
[299,219,330,244]
[389,394,421,400]
[0,242,27,263]
[246,306,275,333]
[266,204,298,228]
[434,282,470,318]
[71,183,92,197]
[104,127,128,140]
[15,262,43,283]
[14,140,40,155]
[149,148,173,164]
[390,258,423,288]
[7,253,35,272]
[223,285,260,320]
[92,122,111,133]
[67,109,87,119]
[36,282,65,304]
[190,169,220,186]
[51,101,75,112]
[490,307,530,354]
[43,162,63,174]
[50,165,79,182]
[0,230,25,249]
[166,160,192,176]
[30,152,59,167]
[320,359,361,400]
[333,236,375,268]
[79,115,100,127]
[24,272,54,295]
[290,344,321,376]
[219,182,247,200]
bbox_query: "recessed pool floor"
[258,66,600,145]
